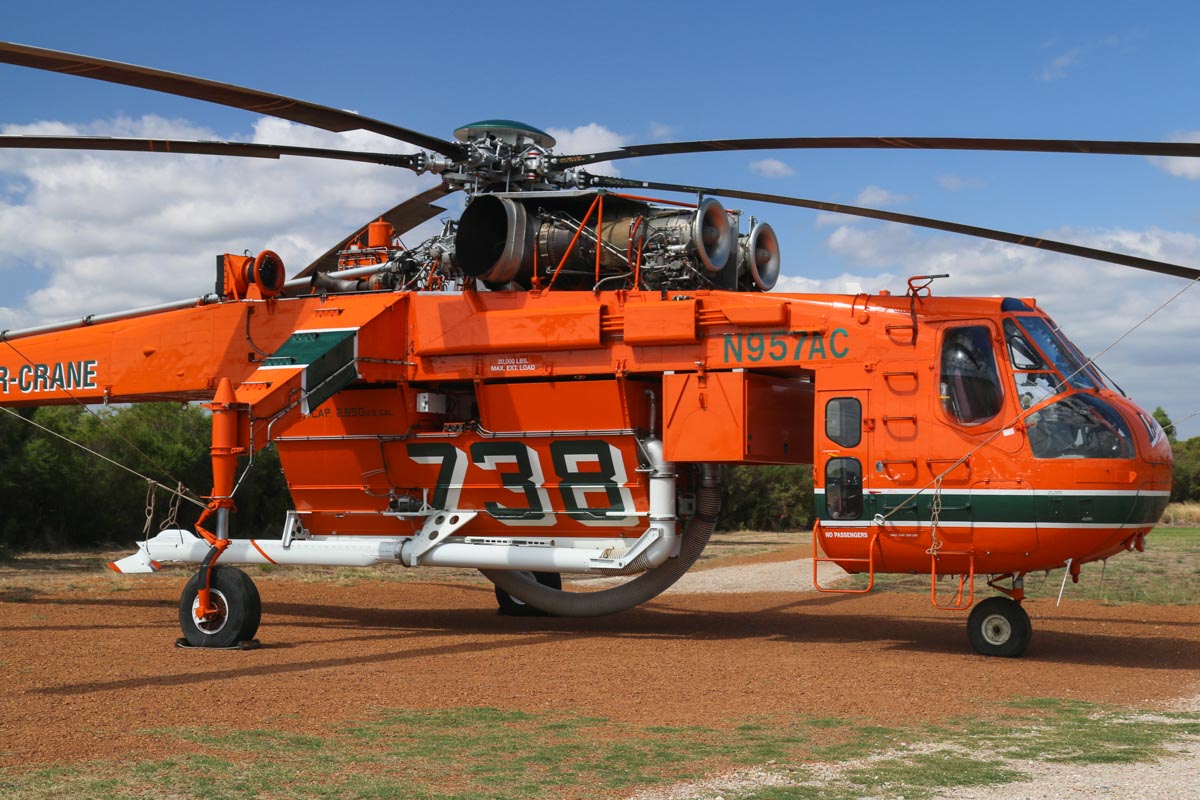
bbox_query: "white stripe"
[818,520,1142,531]
[811,484,1166,496]
[292,326,361,333]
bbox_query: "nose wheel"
[178,566,262,648]
[967,596,1032,657]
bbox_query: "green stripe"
[265,329,356,367]
[816,491,1168,526]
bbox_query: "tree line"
[0,404,288,553]
[1,403,1195,553]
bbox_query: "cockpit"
[938,300,1147,460]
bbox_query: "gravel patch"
[621,736,1200,800]
[589,557,847,594]
[924,738,1200,800]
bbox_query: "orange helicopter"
[0,42,1193,658]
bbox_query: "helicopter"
[0,42,1193,658]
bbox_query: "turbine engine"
[452,191,779,292]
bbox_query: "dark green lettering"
[723,333,742,362]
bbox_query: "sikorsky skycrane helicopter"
[0,42,1193,658]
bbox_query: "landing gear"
[493,571,562,616]
[178,566,262,647]
[967,596,1032,657]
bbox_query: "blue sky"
[2,1,1199,436]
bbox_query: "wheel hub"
[192,589,229,634]
[981,613,1012,646]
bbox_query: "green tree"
[718,464,814,531]
[1,406,95,550]
[1171,435,1200,503]
[0,403,291,552]
[1153,406,1178,443]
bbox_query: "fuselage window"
[939,325,1003,425]
[825,397,862,448]
[825,457,863,520]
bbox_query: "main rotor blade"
[0,42,464,159]
[589,175,1200,281]
[555,136,1200,168]
[291,183,457,280]
[0,135,421,168]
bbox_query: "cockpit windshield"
[1012,315,1100,391]
[1004,319,1064,409]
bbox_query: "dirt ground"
[1,547,1199,770]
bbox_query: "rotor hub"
[453,120,556,149]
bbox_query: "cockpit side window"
[1014,315,1097,390]
[1004,319,1064,409]
[940,325,1003,425]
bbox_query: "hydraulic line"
[480,464,720,617]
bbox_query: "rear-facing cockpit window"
[940,326,1003,425]
[1027,394,1135,459]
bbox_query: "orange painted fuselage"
[0,287,1171,578]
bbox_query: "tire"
[178,566,262,647]
[493,571,562,617]
[967,596,1032,657]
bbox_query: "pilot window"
[825,397,862,448]
[825,457,863,519]
[940,325,1003,425]
[1003,319,1064,409]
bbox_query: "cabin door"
[818,390,870,525]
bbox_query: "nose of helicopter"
[1079,391,1174,562]
[1112,392,1175,478]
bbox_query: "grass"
[1161,501,1200,527]
[0,700,1196,800]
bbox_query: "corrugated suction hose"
[480,466,720,617]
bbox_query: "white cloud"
[1039,47,1081,81]
[788,218,1200,436]
[937,174,984,191]
[1037,32,1139,81]
[1151,131,1200,180]
[648,122,675,141]
[0,115,445,329]
[775,273,883,295]
[545,123,627,176]
[749,158,795,179]
[855,185,910,207]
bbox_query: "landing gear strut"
[178,566,262,647]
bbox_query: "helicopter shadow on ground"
[15,584,1198,696]
[255,589,1200,670]
[35,630,569,697]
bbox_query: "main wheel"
[967,596,1032,657]
[493,571,562,617]
[178,566,262,647]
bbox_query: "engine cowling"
[453,191,745,291]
